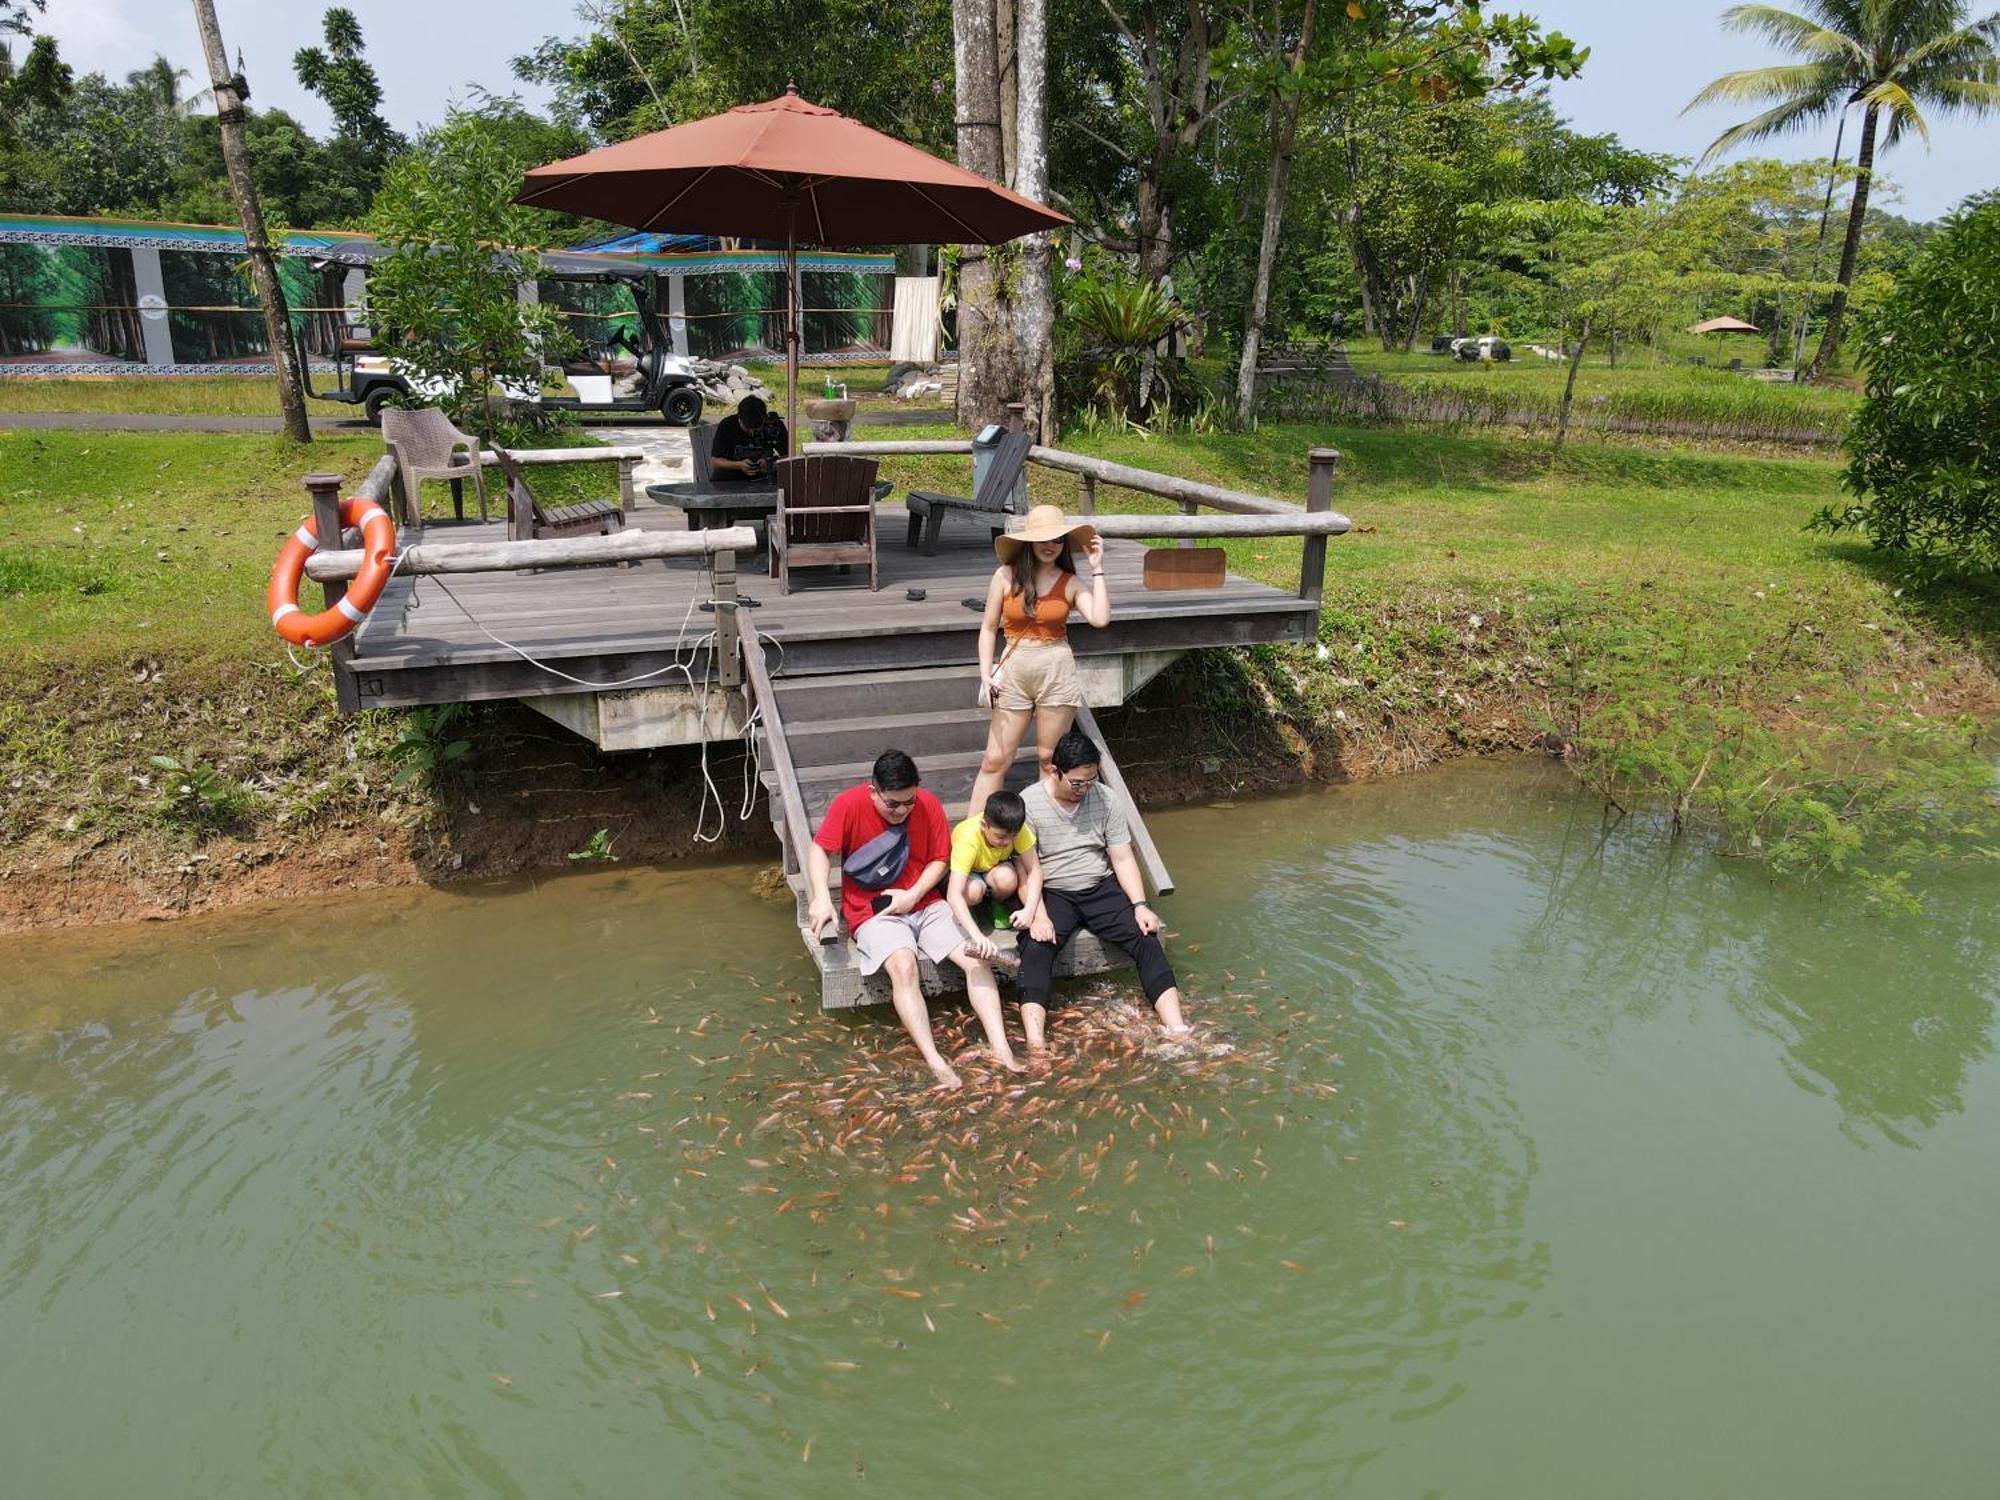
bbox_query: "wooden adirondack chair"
[769,454,879,594]
[904,428,1034,555]
[491,446,626,541]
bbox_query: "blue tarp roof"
[566,230,783,255]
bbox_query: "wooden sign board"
[1142,547,1227,590]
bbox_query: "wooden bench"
[492,446,627,541]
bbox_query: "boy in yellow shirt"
[945,790,1043,960]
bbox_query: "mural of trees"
[55,246,144,361]
[0,243,61,357]
[162,250,267,361]
[538,278,641,366]
[686,270,776,359]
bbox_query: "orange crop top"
[1001,584,1072,643]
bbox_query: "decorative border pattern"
[0,361,338,377]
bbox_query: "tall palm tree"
[1685,2,2000,378]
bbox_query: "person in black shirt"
[711,395,788,481]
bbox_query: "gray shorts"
[853,901,967,976]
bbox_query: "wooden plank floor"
[341,498,1319,707]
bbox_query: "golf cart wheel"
[662,387,704,427]
[362,386,402,426]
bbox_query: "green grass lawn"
[3,416,1993,892]
[1336,346,1859,441]
[0,428,629,665]
[0,375,315,418]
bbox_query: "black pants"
[1017,875,1177,1007]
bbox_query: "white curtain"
[889,276,941,363]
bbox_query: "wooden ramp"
[744,632,1173,1009]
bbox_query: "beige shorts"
[853,901,967,976]
[996,637,1082,712]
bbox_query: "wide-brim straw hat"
[995,504,1097,563]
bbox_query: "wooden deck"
[339,498,1321,708]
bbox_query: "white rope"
[292,537,780,848]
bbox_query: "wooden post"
[616,453,637,511]
[1177,496,1197,547]
[305,472,360,709]
[711,548,741,689]
[1078,472,1096,515]
[1302,447,1338,604]
[1004,400,1027,434]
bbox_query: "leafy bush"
[1814,192,2000,571]
[1055,268,1214,428]
[366,109,576,439]
[148,752,254,830]
[384,704,472,789]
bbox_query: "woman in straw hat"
[970,504,1111,814]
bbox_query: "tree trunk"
[996,0,1018,188]
[1234,0,1316,427]
[1555,317,1591,456]
[1806,104,1876,382]
[1400,262,1430,352]
[192,0,310,443]
[953,0,1020,426]
[1011,0,1056,438]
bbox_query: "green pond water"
[3,758,1997,1498]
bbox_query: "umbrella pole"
[785,201,799,457]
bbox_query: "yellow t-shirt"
[949,814,1035,875]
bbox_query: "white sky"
[24,0,2000,221]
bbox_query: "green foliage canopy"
[1816,192,2000,571]
[364,108,576,436]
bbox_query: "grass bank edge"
[3,423,1995,907]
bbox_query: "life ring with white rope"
[265,495,396,647]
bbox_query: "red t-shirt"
[812,785,950,935]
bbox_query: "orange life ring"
[265,495,397,647]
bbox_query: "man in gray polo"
[1014,728,1188,1052]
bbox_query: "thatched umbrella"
[1688,316,1761,335]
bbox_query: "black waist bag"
[842,823,910,890]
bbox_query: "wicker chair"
[382,407,488,525]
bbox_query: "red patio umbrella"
[517,87,1069,451]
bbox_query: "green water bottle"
[822,374,837,399]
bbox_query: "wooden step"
[806,913,1131,1010]
[771,664,978,722]
[785,707,997,768]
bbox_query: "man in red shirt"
[806,748,1020,1089]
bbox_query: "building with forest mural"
[0,214,893,374]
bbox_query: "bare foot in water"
[927,1057,964,1090]
[995,1051,1027,1075]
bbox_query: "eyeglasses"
[873,789,919,811]
[1060,774,1099,792]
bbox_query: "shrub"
[1813,192,2000,571]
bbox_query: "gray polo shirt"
[1020,778,1131,892]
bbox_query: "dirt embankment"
[0,649,1554,936]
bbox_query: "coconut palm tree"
[1685,2,2000,379]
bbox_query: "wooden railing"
[738,612,833,942]
[302,462,753,697]
[801,439,1350,602]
